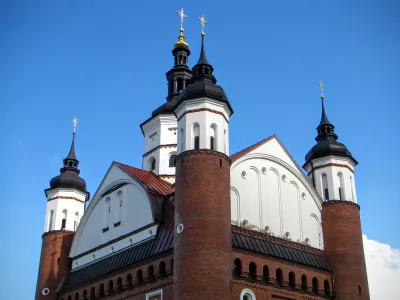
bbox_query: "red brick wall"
[232,251,332,299]
[174,150,232,300]
[35,230,75,300]
[322,201,370,300]
[59,255,174,300]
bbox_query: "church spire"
[315,80,337,141]
[63,117,79,169]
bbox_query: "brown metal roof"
[114,162,172,196]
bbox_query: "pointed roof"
[319,98,332,126]
[65,133,78,162]
[197,34,209,65]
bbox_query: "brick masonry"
[35,230,75,300]
[174,150,232,300]
[322,201,370,300]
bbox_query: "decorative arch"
[230,186,240,224]
[61,209,68,230]
[337,172,345,200]
[210,123,218,150]
[240,288,256,300]
[148,157,156,172]
[169,152,177,167]
[192,123,200,149]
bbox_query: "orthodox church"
[35,10,370,300]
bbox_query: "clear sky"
[1,1,399,299]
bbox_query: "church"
[35,9,371,300]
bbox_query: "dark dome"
[178,80,230,107]
[152,98,178,117]
[305,138,357,164]
[50,168,87,191]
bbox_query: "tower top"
[198,14,208,36]
[174,8,189,49]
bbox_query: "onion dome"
[50,132,87,191]
[305,83,357,165]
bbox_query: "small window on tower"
[210,136,215,150]
[149,157,156,172]
[169,154,177,167]
[194,136,200,149]
[61,209,68,230]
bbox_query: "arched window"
[358,285,362,295]
[117,277,122,292]
[233,258,242,279]
[126,273,133,288]
[180,128,185,152]
[350,175,355,201]
[74,212,79,231]
[90,287,95,299]
[75,293,79,300]
[224,129,227,153]
[240,288,256,300]
[108,280,114,294]
[210,123,217,151]
[177,78,183,93]
[61,209,68,230]
[83,289,87,299]
[324,280,330,296]
[312,277,319,294]
[99,284,105,297]
[262,265,269,285]
[169,154,177,167]
[148,265,155,281]
[321,173,329,201]
[159,261,166,277]
[48,210,54,231]
[193,123,200,149]
[149,157,156,172]
[338,172,345,200]
[115,191,122,223]
[136,269,144,284]
[276,268,283,287]
[248,262,257,282]
[301,274,308,291]
[67,296,71,300]
[104,197,111,229]
[289,272,295,289]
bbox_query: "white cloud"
[364,235,400,300]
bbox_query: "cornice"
[308,162,354,176]
[176,149,232,165]
[177,108,229,123]
[322,200,360,210]
[47,196,85,204]
[42,230,75,239]
[143,144,177,158]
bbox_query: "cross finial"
[318,80,324,99]
[177,8,187,29]
[198,15,208,36]
[72,117,79,134]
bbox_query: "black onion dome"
[50,133,87,191]
[305,97,357,165]
[152,98,178,117]
[177,34,233,115]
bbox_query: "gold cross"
[72,117,79,134]
[177,8,187,28]
[318,80,324,98]
[198,15,208,35]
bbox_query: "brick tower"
[303,81,370,299]
[173,23,234,300]
[35,122,89,300]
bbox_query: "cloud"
[364,235,400,300]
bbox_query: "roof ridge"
[230,135,276,162]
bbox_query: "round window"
[42,288,50,296]
[240,288,256,300]
[177,224,184,234]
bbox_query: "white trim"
[240,288,256,300]
[146,289,163,300]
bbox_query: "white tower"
[44,121,89,233]
[140,16,193,184]
[303,81,358,203]
[174,31,233,155]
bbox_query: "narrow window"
[276,268,283,287]
[358,285,362,295]
[180,128,185,152]
[115,191,122,224]
[148,265,155,281]
[159,261,166,277]
[67,296,71,300]
[137,269,144,284]
[338,172,345,200]
[90,287,95,299]
[48,210,54,231]
[233,258,242,279]
[350,175,355,201]
[75,293,79,300]
[248,262,257,282]
[83,289,87,299]
[301,275,307,291]
[289,272,295,289]
[74,212,79,231]
[169,154,177,167]
[262,265,269,285]
[210,124,217,150]
[104,197,111,229]
[117,277,122,292]
[210,136,215,150]
[99,284,105,297]
[61,209,67,230]
[149,157,156,171]
[324,280,330,296]
[108,280,114,294]
[312,277,319,294]
[73,221,77,231]
[127,273,133,288]
[322,173,329,201]
[193,123,200,149]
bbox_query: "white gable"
[69,164,157,269]
[230,136,324,249]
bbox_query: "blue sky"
[1,1,399,299]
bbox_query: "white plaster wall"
[158,147,177,176]
[230,138,323,249]
[70,165,155,258]
[44,189,87,232]
[175,98,231,155]
[142,115,178,176]
[305,156,357,203]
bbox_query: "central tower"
[173,16,234,300]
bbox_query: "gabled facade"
[35,13,370,300]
